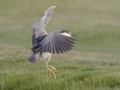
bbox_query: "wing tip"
[52,6,56,8]
[45,6,56,13]
[50,6,56,9]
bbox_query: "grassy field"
[0,45,120,90]
[0,0,120,90]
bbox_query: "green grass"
[0,45,120,90]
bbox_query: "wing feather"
[52,41,56,54]
[56,41,64,53]
[59,40,72,51]
[63,37,75,44]
[54,40,60,54]
[33,30,75,54]
[31,6,56,45]
[62,37,74,47]
[57,41,67,52]
[38,31,75,54]
[43,6,56,27]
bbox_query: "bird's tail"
[28,54,39,63]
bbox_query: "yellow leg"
[48,65,58,72]
[45,56,57,79]
[45,65,56,79]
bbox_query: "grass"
[0,45,120,90]
[0,0,120,89]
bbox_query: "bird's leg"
[47,65,58,72]
[45,57,56,79]
[45,65,56,79]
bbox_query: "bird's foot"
[45,65,56,79]
[48,65,58,72]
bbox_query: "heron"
[28,6,75,79]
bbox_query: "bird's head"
[60,30,76,37]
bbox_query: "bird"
[28,6,75,79]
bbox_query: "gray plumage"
[28,6,75,64]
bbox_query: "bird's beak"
[71,34,76,37]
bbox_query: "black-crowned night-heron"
[28,6,75,79]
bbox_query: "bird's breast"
[39,52,52,60]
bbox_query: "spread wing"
[32,31,75,54]
[31,6,56,46]
[43,6,56,27]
